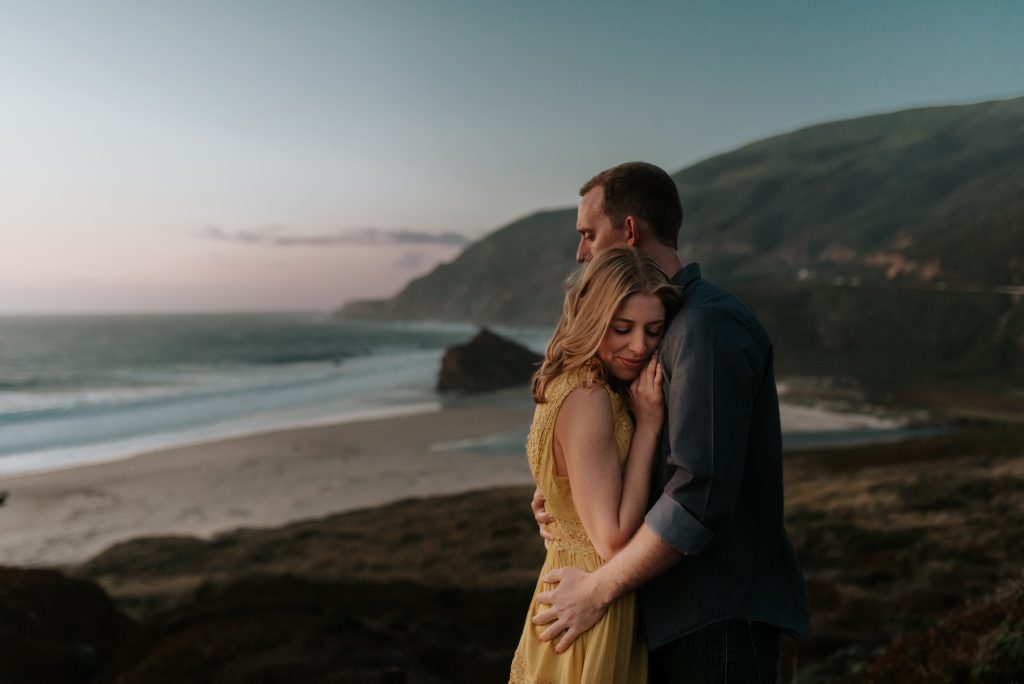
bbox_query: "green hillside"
[675,96,1024,285]
[340,97,1024,400]
[341,208,577,324]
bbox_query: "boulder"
[0,566,138,683]
[437,328,542,393]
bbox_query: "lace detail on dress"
[509,650,560,684]
[524,409,546,482]
[547,518,602,559]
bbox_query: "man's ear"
[623,216,639,246]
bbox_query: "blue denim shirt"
[640,263,810,649]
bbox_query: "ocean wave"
[0,363,349,424]
[0,316,550,473]
[0,349,443,458]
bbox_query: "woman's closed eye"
[610,324,663,336]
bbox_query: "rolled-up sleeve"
[644,305,759,556]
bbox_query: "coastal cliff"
[340,97,1024,402]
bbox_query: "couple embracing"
[509,163,809,683]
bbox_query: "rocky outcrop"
[437,328,542,393]
[94,575,531,684]
[0,567,137,683]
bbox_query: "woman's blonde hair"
[532,246,679,402]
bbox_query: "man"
[531,162,809,682]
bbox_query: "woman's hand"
[629,352,663,432]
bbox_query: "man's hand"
[531,567,610,653]
[531,488,556,548]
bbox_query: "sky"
[1,1,1022,313]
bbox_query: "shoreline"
[0,398,536,568]
[0,401,446,479]
[0,389,944,569]
[0,389,917,480]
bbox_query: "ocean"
[0,314,551,477]
[0,314,936,479]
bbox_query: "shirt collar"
[670,262,701,289]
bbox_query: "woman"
[510,246,679,683]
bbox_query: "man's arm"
[532,524,681,652]
[644,305,759,554]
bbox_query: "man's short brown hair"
[579,161,683,249]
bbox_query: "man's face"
[576,186,627,263]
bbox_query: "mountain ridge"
[340,96,1024,397]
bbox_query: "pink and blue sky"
[2,1,1021,313]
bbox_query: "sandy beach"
[0,384,918,570]
[0,394,536,568]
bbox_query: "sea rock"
[437,328,542,393]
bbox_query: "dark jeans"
[649,619,780,684]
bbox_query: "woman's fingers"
[630,353,663,419]
[643,354,660,396]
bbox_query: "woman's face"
[597,293,666,382]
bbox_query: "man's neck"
[646,247,683,279]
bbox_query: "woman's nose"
[628,333,648,355]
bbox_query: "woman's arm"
[554,356,663,561]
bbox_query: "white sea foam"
[0,314,932,477]
[0,318,552,477]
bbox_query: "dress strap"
[526,367,614,486]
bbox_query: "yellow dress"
[510,368,647,683]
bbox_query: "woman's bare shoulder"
[556,384,614,436]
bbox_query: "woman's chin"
[609,367,642,383]
[598,357,645,383]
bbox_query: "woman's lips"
[617,356,645,371]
